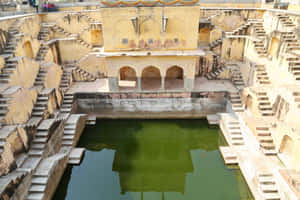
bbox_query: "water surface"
[54,119,253,200]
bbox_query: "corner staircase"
[31,92,49,119]
[255,65,271,85]
[33,63,51,87]
[256,92,275,117]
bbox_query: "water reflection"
[53,119,253,200]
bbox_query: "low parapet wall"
[75,91,228,118]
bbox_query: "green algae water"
[54,119,253,200]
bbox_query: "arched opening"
[279,135,294,165]
[91,30,102,47]
[165,66,184,90]
[141,66,161,91]
[118,66,137,91]
[24,41,34,58]
[269,37,279,57]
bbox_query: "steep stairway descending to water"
[35,44,49,62]
[86,115,96,125]
[256,92,275,117]
[33,63,51,87]
[256,126,277,156]
[229,92,244,113]
[255,65,271,85]
[292,92,300,108]
[257,172,281,200]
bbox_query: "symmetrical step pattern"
[225,120,244,146]
[35,44,49,62]
[73,67,96,82]
[229,92,244,112]
[0,95,12,123]
[256,127,276,155]
[255,65,271,85]
[257,172,280,200]
[205,64,227,80]
[256,92,275,117]
[31,93,49,118]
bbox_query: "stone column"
[161,76,165,91]
[137,77,142,91]
[108,77,118,92]
[184,76,194,91]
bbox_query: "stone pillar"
[161,76,165,90]
[137,77,142,91]
[108,77,118,92]
[184,76,194,91]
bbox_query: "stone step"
[27,193,43,200]
[62,140,73,146]
[29,150,43,156]
[31,143,45,150]
[33,137,47,143]
[31,176,48,185]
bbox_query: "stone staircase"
[59,68,74,92]
[61,118,77,147]
[292,92,300,109]
[86,116,96,125]
[224,119,244,146]
[229,92,244,112]
[206,10,223,20]
[255,65,271,85]
[277,14,296,28]
[76,38,93,49]
[256,92,275,117]
[38,23,52,41]
[60,93,74,114]
[35,44,49,62]
[51,24,73,37]
[0,94,12,123]
[231,68,245,88]
[31,91,50,118]
[209,38,222,49]
[33,63,51,87]
[282,32,300,52]
[253,22,266,39]
[2,19,23,59]
[27,173,47,200]
[0,57,18,84]
[73,67,96,81]
[256,127,277,155]
[205,64,227,80]
[257,172,280,199]
[253,40,267,57]
[288,59,300,82]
